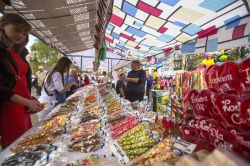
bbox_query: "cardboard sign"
[110,141,130,165]
[173,139,197,154]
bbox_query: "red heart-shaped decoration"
[239,58,250,93]
[198,118,212,140]
[205,65,220,90]
[227,126,250,159]
[208,125,235,150]
[185,117,210,140]
[215,92,246,128]
[193,138,215,152]
[189,89,215,119]
[209,89,224,121]
[179,124,199,142]
[240,96,250,127]
[205,62,241,92]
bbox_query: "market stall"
[0,84,171,165]
[1,80,249,165]
[1,0,250,165]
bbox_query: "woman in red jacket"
[83,74,90,86]
[0,13,43,148]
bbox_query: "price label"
[110,141,130,165]
[173,139,197,154]
[142,115,154,122]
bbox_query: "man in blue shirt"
[124,60,146,102]
[65,69,78,98]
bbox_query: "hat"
[131,59,141,64]
[38,66,44,70]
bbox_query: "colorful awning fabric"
[105,0,250,58]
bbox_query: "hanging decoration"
[201,50,232,67]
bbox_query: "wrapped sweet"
[132,138,177,166]
[110,116,138,139]
[45,103,75,121]
[10,131,57,153]
[68,132,101,153]
[69,120,101,153]
[117,123,158,159]
[42,115,67,130]
[84,95,97,105]
[3,144,57,166]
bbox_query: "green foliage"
[229,46,250,61]
[184,54,204,71]
[28,39,62,73]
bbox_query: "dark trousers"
[125,91,144,102]
[36,86,42,96]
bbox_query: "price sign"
[173,139,197,154]
[142,115,154,122]
[110,141,130,165]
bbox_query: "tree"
[27,39,62,73]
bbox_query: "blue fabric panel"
[107,24,114,31]
[111,32,120,40]
[159,0,180,6]
[174,21,187,27]
[122,2,137,16]
[206,38,218,52]
[199,0,236,12]
[126,26,147,37]
[158,34,174,43]
[134,22,144,28]
[182,24,202,36]
[224,15,241,29]
[181,42,196,54]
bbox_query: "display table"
[1,84,248,166]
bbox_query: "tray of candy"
[3,144,58,166]
[116,123,159,160]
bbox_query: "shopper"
[77,73,83,87]
[125,60,146,102]
[156,77,161,90]
[153,69,158,81]
[91,76,96,84]
[36,65,47,96]
[116,73,126,98]
[171,77,176,92]
[101,71,108,83]
[0,13,44,148]
[160,77,165,90]
[111,76,116,88]
[165,78,170,89]
[65,68,78,98]
[83,74,90,86]
[146,71,153,97]
[38,57,78,120]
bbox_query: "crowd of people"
[114,62,176,102]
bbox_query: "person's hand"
[71,82,78,87]
[26,99,44,113]
[122,75,127,81]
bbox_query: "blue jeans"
[55,91,66,105]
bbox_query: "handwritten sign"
[110,141,130,165]
[173,139,197,154]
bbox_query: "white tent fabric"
[69,49,121,70]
